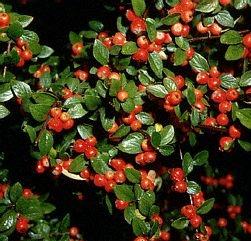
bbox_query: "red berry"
[209,23,222,36]
[16,37,27,48]
[190,215,202,228]
[243,33,251,49]
[216,113,229,126]
[194,89,203,101]
[60,112,71,122]
[219,0,231,6]
[97,66,111,79]
[174,75,185,89]
[115,199,129,210]
[229,125,241,139]
[36,161,45,174]
[114,170,126,183]
[144,151,157,164]
[170,168,185,181]
[219,136,233,151]
[196,22,208,34]
[94,174,107,187]
[130,18,146,35]
[72,42,84,56]
[196,72,209,85]
[63,119,74,130]
[155,31,166,45]
[171,23,183,36]
[217,218,228,228]
[130,120,142,131]
[110,158,126,171]
[186,47,195,60]
[122,113,136,125]
[73,139,87,153]
[181,205,196,219]
[181,25,190,37]
[62,88,73,99]
[226,88,239,101]
[203,117,217,126]
[219,101,232,113]
[174,180,187,193]
[16,216,29,233]
[132,48,148,62]
[104,179,116,192]
[50,107,62,118]
[126,9,137,22]
[22,188,33,198]
[80,168,90,179]
[140,177,154,190]
[21,49,33,61]
[69,227,79,237]
[166,91,182,106]
[211,88,226,103]
[85,147,98,159]
[208,77,221,90]
[47,118,63,133]
[74,69,89,81]
[151,214,163,226]
[86,136,97,146]
[0,13,10,28]
[113,32,126,46]
[160,231,170,240]
[117,90,129,102]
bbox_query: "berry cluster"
[14,37,33,67]
[47,107,75,132]
[201,174,234,189]
[73,136,98,159]
[169,168,187,193]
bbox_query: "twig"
[3,41,12,78]
[62,168,86,181]
[188,29,250,43]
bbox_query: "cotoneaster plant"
[0,0,251,240]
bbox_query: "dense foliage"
[0,0,251,240]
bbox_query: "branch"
[3,41,12,78]
[188,29,250,43]
[62,168,87,181]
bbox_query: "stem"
[188,29,250,43]
[62,168,86,181]
[3,41,12,78]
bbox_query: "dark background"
[0,1,250,240]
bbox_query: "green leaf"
[37,45,54,58]
[240,70,251,87]
[117,16,128,34]
[221,30,242,43]
[196,0,219,13]
[132,217,148,236]
[136,112,154,125]
[182,153,193,175]
[138,191,155,216]
[23,124,36,143]
[174,48,186,66]
[234,0,248,9]
[160,125,175,146]
[113,125,131,138]
[197,198,215,214]
[93,39,109,65]
[9,182,22,203]
[151,132,161,148]
[215,11,234,28]
[149,53,163,79]
[238,140,251,152]
[16,197,43,220]
[118,132,144,154]
[171,217,189,229]
[125,168,141,183]
[59,214,70,232]
[7,22,23,39]
[124,204,136,224]
[161,14,180,26]
[99,108,114,131]
[68,104,87,119]
[41,202,56,214]
[114,184,135,202]
[193,150,209,166]
[89,20,104,32]
[158,145,174,156]
[225,44,244,61]
[187,181,201,195]
[11,81,31,98]
[0,210,17,232]
[131,0,146,16]
[38,130,53,156]
[236,108,251,129]
[147,84,167,98]
[77,124,93,139]
[163,77,177,91]
[0,105,10,119]
[104,195,112,215]
[189,53,209,72]
[220,74,239,89]
[21,30,39,43]
[175,37,189,51]
[10,13,33,28]
[91,154,111,174]
[69,31,82,44]
[0,83,13,102]
[69,155,87,173]
[121,98,135,113]
[121,41,138,55]
[146,18,157,42]
[29,104,51,122]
